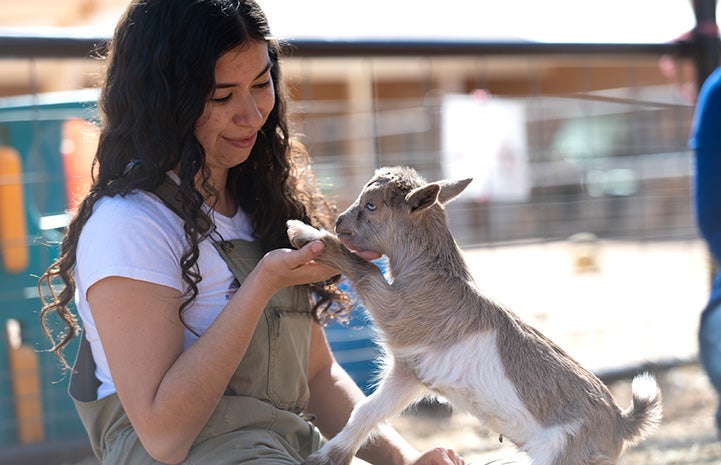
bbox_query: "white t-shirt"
[75,182,254,399]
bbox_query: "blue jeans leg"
[699,301,721,435]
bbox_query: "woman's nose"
[232,93,262,126]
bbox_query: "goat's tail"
[619,372,663,446]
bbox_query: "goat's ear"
[437,178,472,204]
[405,183,441,213]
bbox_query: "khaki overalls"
[69,179,322,464]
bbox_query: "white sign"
[441,92,529,202]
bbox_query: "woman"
[38,1,464,464]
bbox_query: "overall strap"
[154,175,236,252]
[153,175,185,218]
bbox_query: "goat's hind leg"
[302,363,427,465]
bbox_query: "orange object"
[0,146,29,273]
[6,319,44,444]
[61,118,98,211]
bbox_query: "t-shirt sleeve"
[76,194,185,298]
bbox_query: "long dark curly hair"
[38,0,350,368]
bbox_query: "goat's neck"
[385,221,472,283]
[374,220,486,351]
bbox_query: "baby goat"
[287,166,662,465]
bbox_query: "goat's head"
[335,166,472,256]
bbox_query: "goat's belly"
[397,331,543,444]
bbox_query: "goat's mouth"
[336,232,382,260]
[336,232,355,248]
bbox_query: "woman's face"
[195,40,276,174]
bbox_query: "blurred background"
[0,0,719,463]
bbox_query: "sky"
[0,0,708,44]
[262,0,701,44]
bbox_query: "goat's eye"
[365,202,377,211]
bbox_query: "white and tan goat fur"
[287,166,662,465]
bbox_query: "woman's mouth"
[223,133,257,149]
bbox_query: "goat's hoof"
[287,219,324,249]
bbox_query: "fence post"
[692,0,720,88]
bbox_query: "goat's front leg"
[287,220,384,285]
[302,361,427,465]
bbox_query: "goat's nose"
[335,216,344,228]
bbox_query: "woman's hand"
[255,241,340,296]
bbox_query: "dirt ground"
[390,362,721,465]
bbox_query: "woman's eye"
[366,202,377,211]
[211,94,232,104]
[254,79,272,89]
